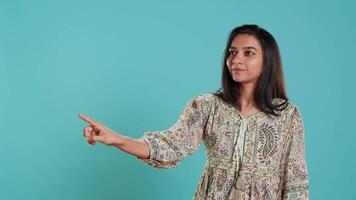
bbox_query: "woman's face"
[226,34,264,86]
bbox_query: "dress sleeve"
[136,94,212,169]
[282,106,310,199]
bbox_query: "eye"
[244,50,254,56]
[228,48,237,56]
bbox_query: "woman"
[79,24,309,200]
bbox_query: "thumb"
[92,135,104,143]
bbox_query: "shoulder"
[282,99,304,124]
[189,93,217,104]
[286,100,302,118]
[185,93,218,112]
[272,98,303,119]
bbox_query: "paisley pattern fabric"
[137,93,309,200]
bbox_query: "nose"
[231,52,244,64]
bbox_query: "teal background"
[1,0,355,199]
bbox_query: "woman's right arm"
[79,93,212,168]
[111,134,150,159]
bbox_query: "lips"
[232,68,246,72]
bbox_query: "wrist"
[111,134,126,147]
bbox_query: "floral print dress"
[137,93,309,200]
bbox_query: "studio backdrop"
[1,0,355,199]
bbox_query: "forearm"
[112,134,150,159]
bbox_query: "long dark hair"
[213,24,288,116]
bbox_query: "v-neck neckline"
[237,110,264,120]
[212,94,288,121]
[217,97,266,121]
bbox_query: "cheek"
[246,59,263,76]
[226,57,232,67]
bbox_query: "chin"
[232,77,244,83]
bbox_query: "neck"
[239,82,256,108]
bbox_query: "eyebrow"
[229,46,258,51]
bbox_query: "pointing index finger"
[78,113,105,131]
[78,113,96,125]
